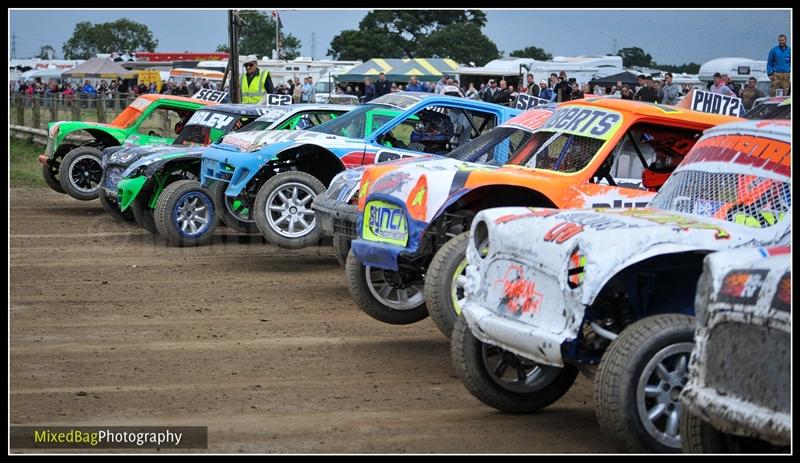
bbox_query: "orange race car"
[346,98,743,338]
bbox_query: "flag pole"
[275,10,280,60]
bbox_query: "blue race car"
[174,92,520,248]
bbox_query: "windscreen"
[308,104,396,138]
[650,170,791,227]
[446,127,535,165]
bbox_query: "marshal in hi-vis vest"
[241,70,270,104]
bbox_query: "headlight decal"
[567,247,586,289]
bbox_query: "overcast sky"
[8,9,791,65]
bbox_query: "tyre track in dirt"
[10,188,614,453]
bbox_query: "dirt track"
[10,187,614,453]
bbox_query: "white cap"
[243,55,258,64]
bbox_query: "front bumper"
[201,148,265,197]
[311,196,359,240]
[681,318,791,446]
[681,385,791,446]
[461,299,567,368]
[100,163,129,199]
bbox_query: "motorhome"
[698,57,769,94]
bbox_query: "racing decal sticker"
[362,201,408,246]
[618,209,731,239]
[192,89,229,103]
[513,93,550,110]
[406,175,428,222]
[539,106,623,140]
[717,269,769,304]
[681,136,790,176]
[371,93,422,110]
[762,246,791,257]
[372,170,413,195]
[642,102,682,113]
[502,108,555,131]
[494,208,558,225]
[187,111,235,130]
[446,169,469,196]
[128,98,152,111]
[553,212,633,231]
[690,89,744,117]
[543,222,584,244]
[493,264,544,316]
[771,271,790,312]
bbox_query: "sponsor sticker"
[539,106,623,140]
[363,201,408,246]
[718,269,769,304]
[186,111,236,130]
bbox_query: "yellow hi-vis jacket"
[242,70,270,104]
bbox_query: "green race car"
[38,93,215,201]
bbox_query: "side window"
[136,106,191,138]
[308,111,339,126]
[377,106,497,155]
[601,123,701,191]
[449,108,497,149]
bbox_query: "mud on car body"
[451,119,791,453]
[347,98,742,338]
[680,245,790,453]
[195,92,520,249]
[38,94,215,201]
[312,107,555,265]
[115,104,354,236]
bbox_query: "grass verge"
[10,138,46,188]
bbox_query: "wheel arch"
[593,249,715,322]
[259,143,347,188]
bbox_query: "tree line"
[50,12,700,74]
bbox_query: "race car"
[100,103,264,224]
[164,92,520,248]
[312,107,557,265]
[110,104,353,233]
[38,94,215,201]
[681,245,790,453]
[347,98,742,338]
[450,119,790,453]
[744,96,791,120]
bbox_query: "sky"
[8,9,791,65]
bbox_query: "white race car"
[680,245,790,453]
[451,119,791,453]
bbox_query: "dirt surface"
[10,188,614,453]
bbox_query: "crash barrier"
[9,94,185,135]
[9,124,92,145]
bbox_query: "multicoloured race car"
[108,104,353,233]
[681,245,790,453]
[312,107,557,265]
[38,94,215,201]
[159,92,520,247]
[450,120,790,453]
[347,98,742,338]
